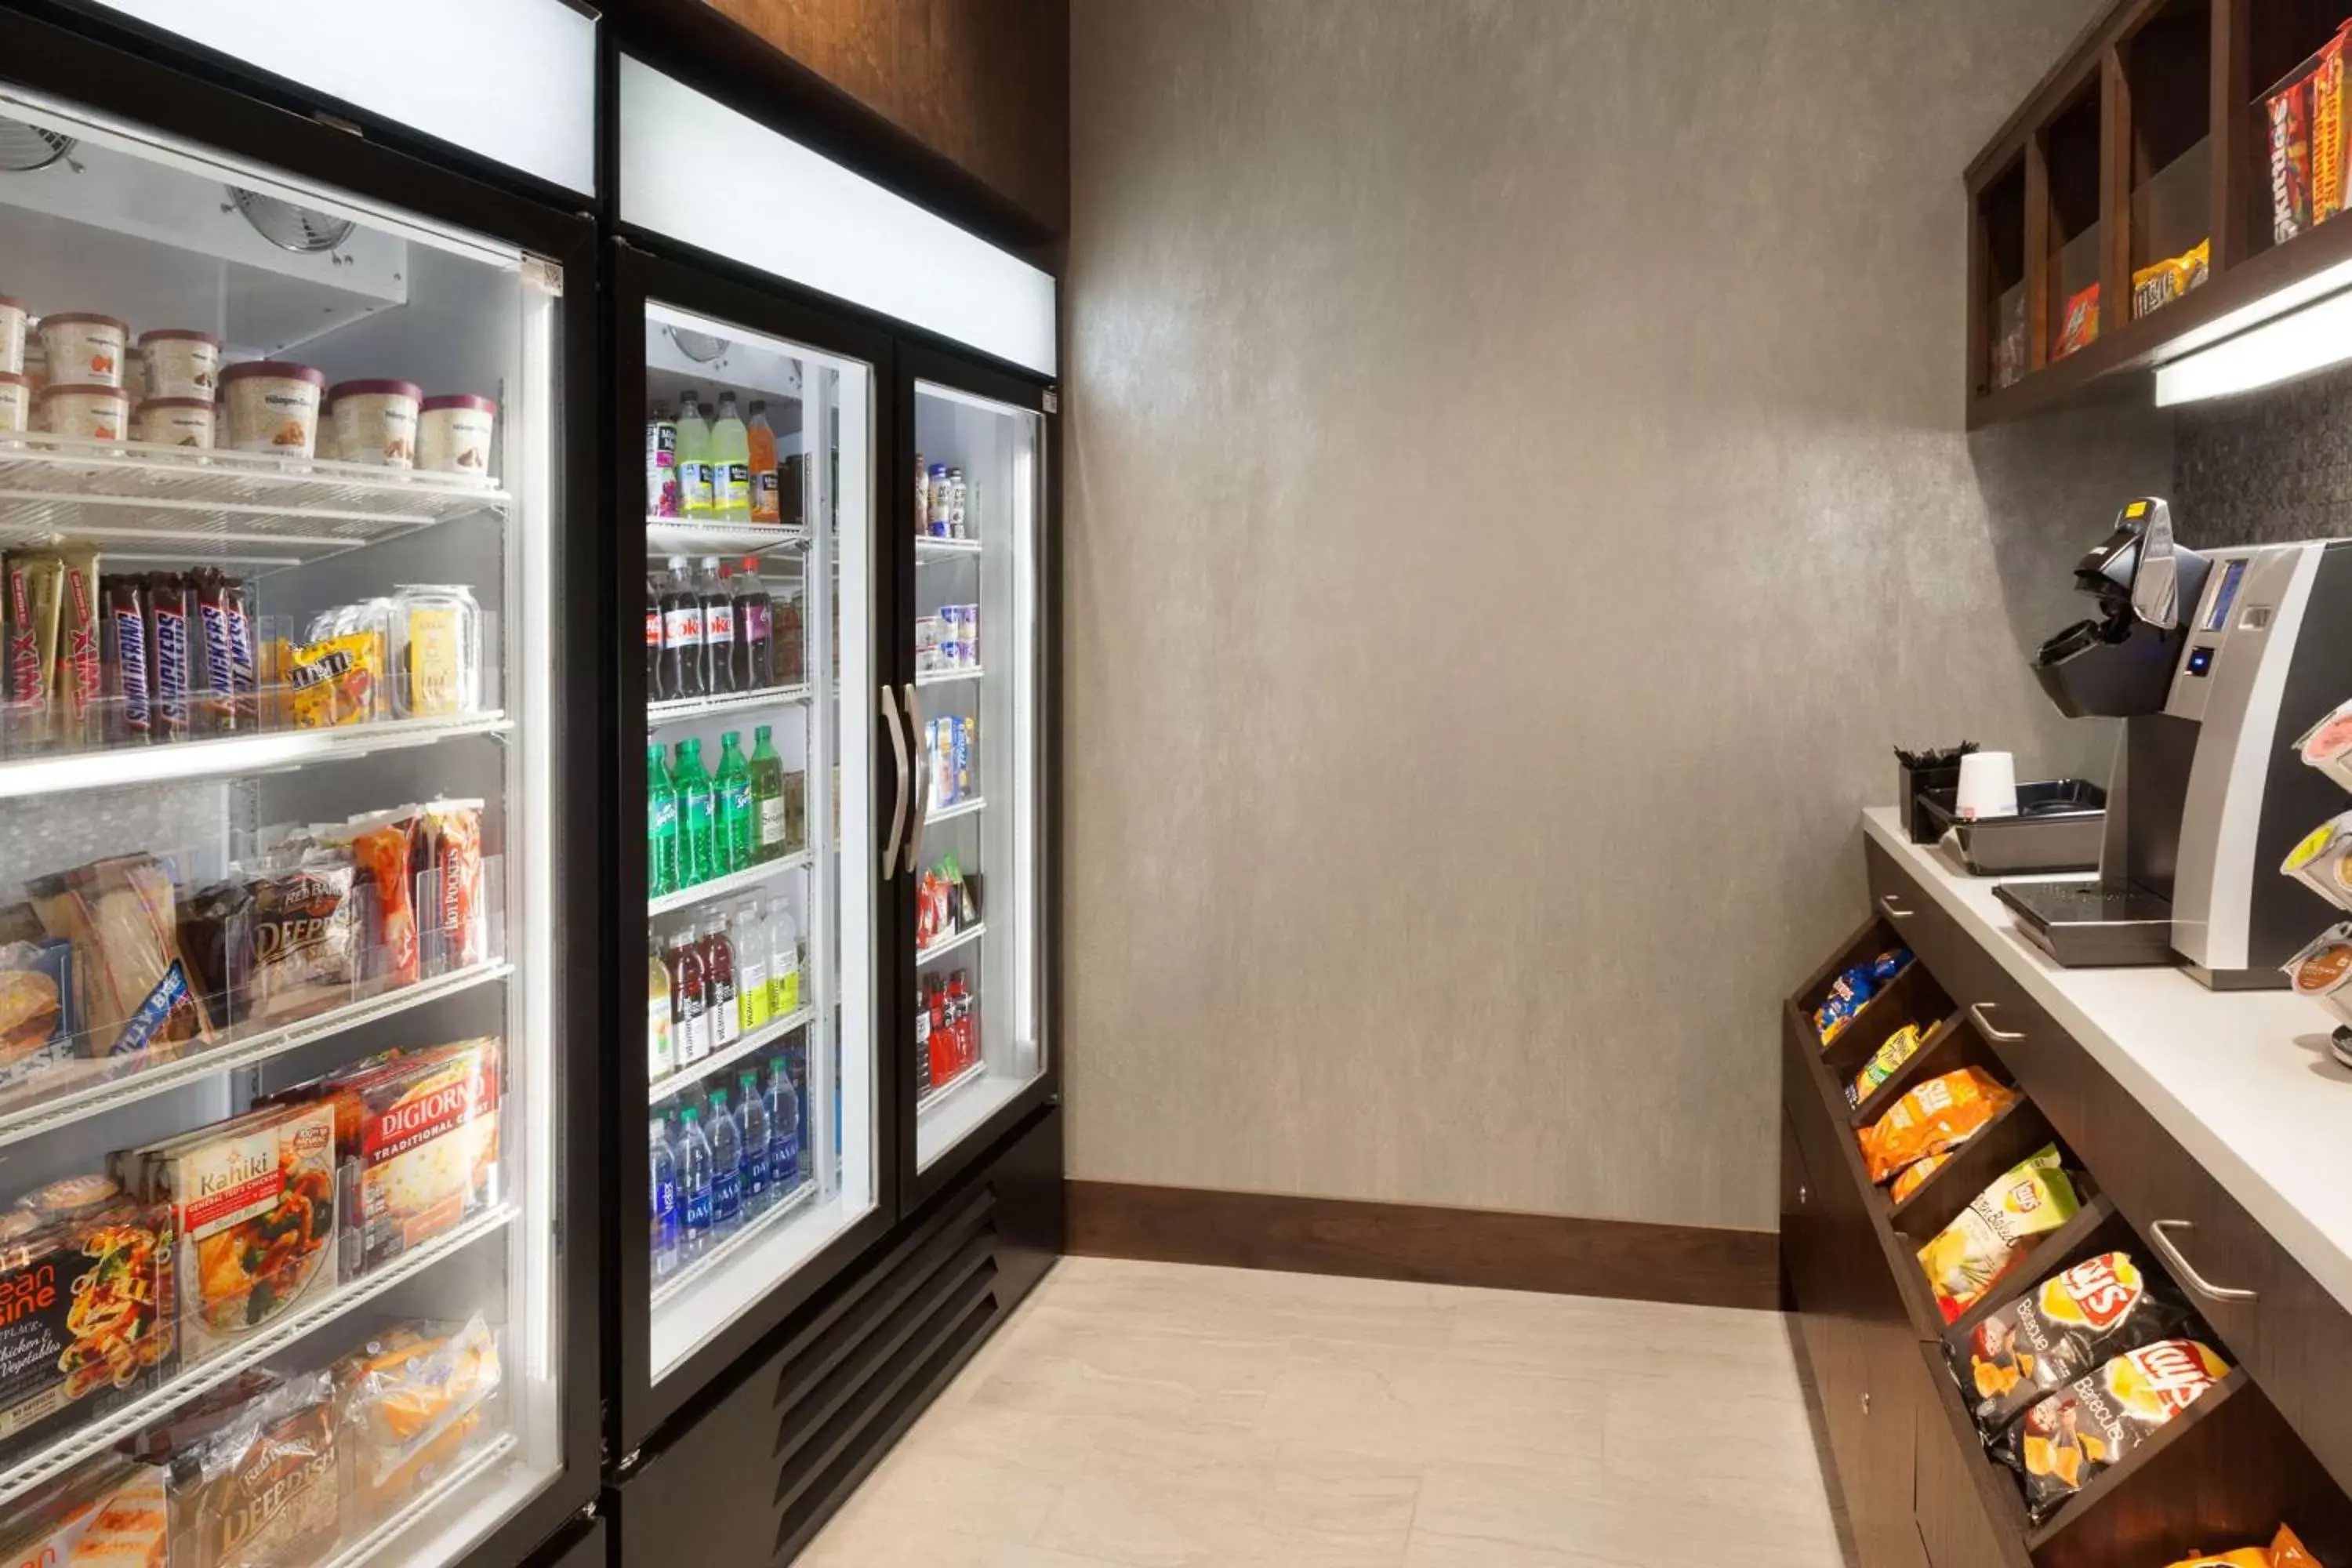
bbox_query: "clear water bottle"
[767,1055,800,1189]
[708,1090,743,1229]
[677,1105,713,1258]
[736,1068,771,1208]
[649,1115,681,1280]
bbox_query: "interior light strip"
[2154,285,2352,406]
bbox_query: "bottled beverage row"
[913,968,979,1099]
[649,1041,809,1281]
[913,456,975,541]
[648,391,798,527]
[649,899,804,1085]
[647,726,807,898]
[648,554,804,704]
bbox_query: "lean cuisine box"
[0,1189,176,1468]
[0,1454,169,1568]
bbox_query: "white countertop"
[1861,807,2352,1316]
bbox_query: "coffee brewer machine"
[1999,498,2352,986]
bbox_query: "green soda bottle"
[716,731,756,873]
[674,737,717,884]
[647,743,680,896]
[749,724,788,864]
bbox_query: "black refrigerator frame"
[0,7,609,1567]
[605,237,908,1457]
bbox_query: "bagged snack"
[1918,1145,2078,1322]
[0,1455,169,1567]
[147,1370,339,1568]
[2274,60,2319,243]
[1890,1149,1952,1206]
[1848,1023,1925,1108]
[29,855,210,1059]
[122,1102,338,1364]
[1857,1067,2015,1185]
[2055,283,2101,359]
[243,846,357,1023]
[2132,239,2212,321]
[2318,31,2348,227]
[1993,1339,2229,1522]
[0,1190,175,1466]
[1813,948,1911,1044]
[268,1038,499,1274]
[340,808,421,991]
[2158,1526,2321,1567]
[419,800,486,975]
[1954,1250,2192,1436]
[279,626,383,730]
[332,1314,501,1526]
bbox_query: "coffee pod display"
[2296,698,2352,792]
[2281,813,2352,913]
[2283,924,2352,1029]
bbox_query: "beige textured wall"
[1063,0,2172,1232]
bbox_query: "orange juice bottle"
[748,399,782,527]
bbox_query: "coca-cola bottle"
[646,572,667,701]
[734,557,775,691]
[700,557,737,695]
[660,557,704,700]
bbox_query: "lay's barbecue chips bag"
[1951,1250,2191,1437]
[1992,1338,2229,1522]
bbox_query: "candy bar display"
[1991,1338,2230,1523]
[2132,239,2211,321]
[1950,1250,2192,1438]
[1914,1144,2081,1323]
[2053,281,2100,359]
[2270,26,2352,245]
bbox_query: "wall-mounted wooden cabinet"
[1967,0,2352,426]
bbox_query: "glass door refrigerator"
[0,12,599,1568]
[896,346,1055,1207]
[611,245,897,1457]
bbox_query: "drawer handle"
[1878,895,1914,920]
[2149,1219,2259,1303]
[1969,1002,2027,1043]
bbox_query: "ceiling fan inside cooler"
[0,117,78,174]
[224,187,354,256]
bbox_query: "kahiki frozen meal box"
[2296,697,2352,792]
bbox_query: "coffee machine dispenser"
[1999,498,2352,987]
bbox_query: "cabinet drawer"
[1865,839,1988,1002]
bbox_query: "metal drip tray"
[1918,779,2106,875]
[1994,879,2175,967]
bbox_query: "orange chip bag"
[1857,1067,2015,1186]
[2165,1523,2318,1566]
[1890,1150,1951,1205]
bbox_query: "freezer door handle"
[881,683,909,879]
[904,683,927,876]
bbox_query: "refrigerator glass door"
[641,303,879,1383]
[0,84,565,1563]
[909,381,1044,1171]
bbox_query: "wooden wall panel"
[704,0,1069,237]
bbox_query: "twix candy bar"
[55,549,100,748]
[3,553,61,750]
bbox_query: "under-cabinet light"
[2155,281,2352,405]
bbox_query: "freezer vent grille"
[0,119,74,174]
[227,186,354,254]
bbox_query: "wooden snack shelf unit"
[1965,0,2352,427]
[1781,844,2352,1567]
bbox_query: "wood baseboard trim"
[1064,1180,1780,1312]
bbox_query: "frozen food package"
[1915,1145,2080,1323]
[330,1313,503,1524]
[269,1038,499,1273]
[0,1455,169,1568]
[2274,61,2318,243]
[1857,1067,2016,1186]
[153,1370,340,1568]
[126,1102,339,1364]
[1848,1022,1924,1108]
[390,583,481,720]
[0,935,73,1096]
[1953,1250,2192,1439]
[341,808,421,990]
[29,855,211,1059]
[0,1193,176,1466]
[2054,282,2101,359]
[1992,1338,2229,1522]
[243,846,358,1023]
[176,877,253,1032]
[420,799,487,975]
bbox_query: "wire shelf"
[321,1433,521,1568]
[649,848,812,917]
[647,521,808,557]
[650,1004,816,1103]
[647,684,810,729]
[915,664,983,688]
[649,1177,819,1311]
[916,920,986,967]
[0,711,510,800]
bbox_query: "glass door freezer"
[0,11,602,1568]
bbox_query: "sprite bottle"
[648,742,680,896]
[673,737,716,886]
[716,730,756,874]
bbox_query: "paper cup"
[1955,750,2020,821]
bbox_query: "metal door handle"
[1878,895,1914,920]
[880,684,908,879]
[902,683,927,876]
[2149,1219,2259,1302]
[1969,1002,2027,1043]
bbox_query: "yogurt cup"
[417,393,495,477]
[37,313,127,388]
[0,371,27,435]
[2283,813,2352,912]
[137,329,220,400]
[40,383,128,443]
[2297,699,2352,793]
[220,360,325,458]
[133,397,215,450]
[328,379,421,467]
[2285,923,2352,1028]
[0,297,23,375]
[121,346,145,408]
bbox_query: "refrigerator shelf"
[0,711,511,800]
[647,521,809,556]
[323,1432,520,1568]
[0,434,510,560]
[0,960,514,1153]
[916,920,986,967]
[915,536,982,559]
[927,794,985,825]
[915,1054,985,1112]
[0,1201,517,1510]
[647,683,811,729]
[917,1066,1029,1160]
[649,848,813,917]
[915,664,984,688]
[649,1175,819,1312]
[650,1003,818,1102]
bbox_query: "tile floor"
[797,1257,1850,1567]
